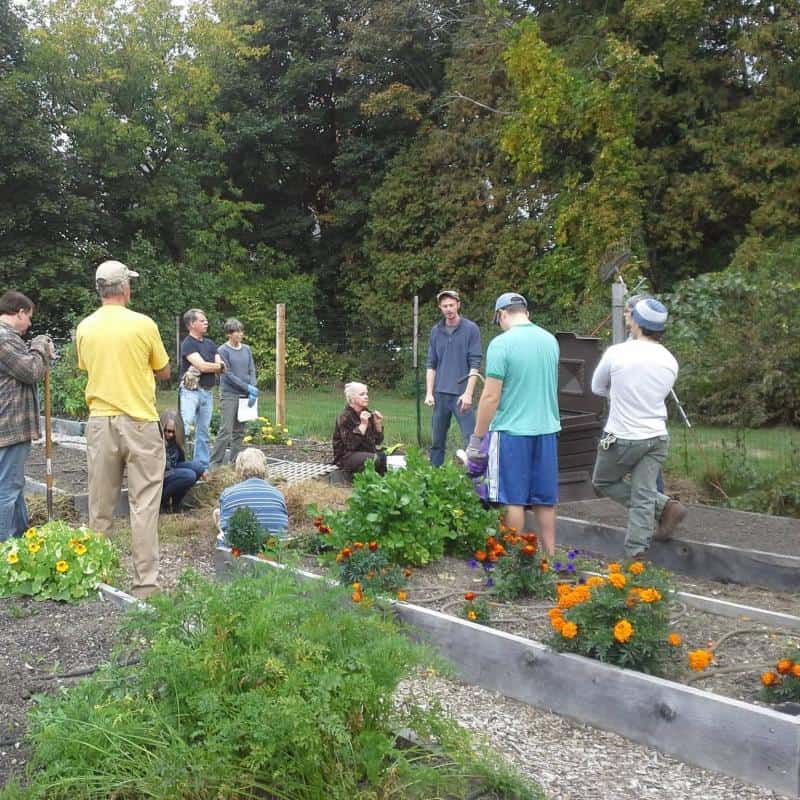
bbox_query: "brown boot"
[655,500,687,541]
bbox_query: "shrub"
[462,591,492,625]
[242,415,291,446]
[0,521,119,601]
[223,506,266,555]
[477,530,556,601]
[547,561,677,675]
[760,651,800,704]
[49,340,87,419]
[326,449,501,565]
[1,570,543,800]
[334,540,405,596]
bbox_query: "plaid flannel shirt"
[0,322,49,448]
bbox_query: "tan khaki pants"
[86,416,165,597]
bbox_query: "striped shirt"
[219,478,289,535]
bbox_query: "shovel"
[43,370,54,521]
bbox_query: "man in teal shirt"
[467,293,560,554]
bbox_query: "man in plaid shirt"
[0,291,54,540]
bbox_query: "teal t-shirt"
[485,322,561,435]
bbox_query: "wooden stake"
[275,303,286,427]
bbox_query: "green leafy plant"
[760,651,800,703]
[242,415,292,445]
[1,570,543,800]
[327,449,500,566]
[547,561,678,675]
[334,540,405,595]
[0,521,119,601]
[224,506,267,555]
[49,341,88,419]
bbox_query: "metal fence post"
[275,303,286,427]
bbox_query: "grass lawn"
[157,387,800,485]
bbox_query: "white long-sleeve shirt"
[591,339,678,439]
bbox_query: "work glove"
[247,385,259,407]
[465,433,488,472]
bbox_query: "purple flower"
[568,550,578,559]
[567,563,576,573]
[468,558,479,569]
[578,576,587,584]
[484,563,495,572]
[485,577,495,588]
[553,561,563,571]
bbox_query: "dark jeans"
[337,451,387,479]
[162,460,205,510]
[430,392,475,467]
[0,441,30,540]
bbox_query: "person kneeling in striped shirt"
[214,448,288,544]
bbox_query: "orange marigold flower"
[319,525,331,534]
[397,591,408,602]
[231,547,242,558]
[687,649,713,672]
[55,560,70,574]
[668,632,682,646]
[491,544,506,557]
[467,610,477,621]
[340,548,352,558]
[547,607,563,621]
[474,550,487,562]
[313,516,323,526]
[638,588,661,603]
[352,582,362,591]
[776,658,794,675]
[351,591,363,603]
[353,541,365,550]
[521,544,536,557]
[550,616,565,632]
[761,671,780,687]
[556,583,572,598]
[368,541,379,551]
[607,562,622,573]
[539,559,549,572]
[522,532,538,544]
[404,568,413,578]
[486,536,498,549]
[608,572,627,589]
[613,619,634,643]
[586,576,605,588]
[628,561,646,575]
[487,551,499,562]
[561,621,578,639]
[464,591,476,601]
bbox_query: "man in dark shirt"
[179,308,224,469]
[425,290,482,466]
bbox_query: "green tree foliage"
[666,238,800,425]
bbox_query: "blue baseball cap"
[493,292,527,324]
[632,298,668,332]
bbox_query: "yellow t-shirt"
[76,305,169,421]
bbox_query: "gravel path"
[398,675,793,800]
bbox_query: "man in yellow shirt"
[76,260,171,599]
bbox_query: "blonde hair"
[344,381,367,403]
[235,447,267,479]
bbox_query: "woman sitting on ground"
[332,381,386,477]
[214,447,289,541]
[160,410,206,513]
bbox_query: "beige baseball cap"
[95,260,139,284]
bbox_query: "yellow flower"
[55,560,70,574]
[72,542,87,556]
[628,561,645,575]
[608,572,627,589]
[467,609,477,621]
[24,528,38,540]
[286,439,292,446]
[561,621,578,639]
[613,619,634,643]
[7,551,19,564]
[687,649,713,671]
[243,436,253,443]
[28,541,41,554]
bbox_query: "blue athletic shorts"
[485,431,559,506]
